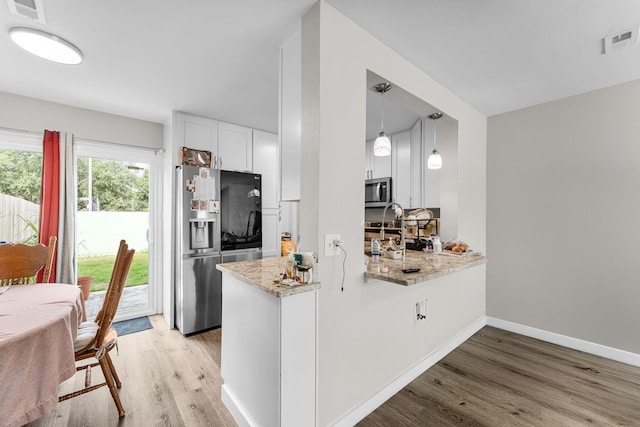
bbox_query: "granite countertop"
[365,250,486,286]
[216,257,320,298]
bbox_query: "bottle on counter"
[371,238,381,261]
[426,238,433,253]
[433,235,442,254]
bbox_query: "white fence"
[0,193,39,243]
[78,211,149,257]
[0,193,148,256]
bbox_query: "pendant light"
[427,112,443,169]
[373,83,392,156]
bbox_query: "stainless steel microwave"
[365,177,392,208]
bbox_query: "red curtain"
[38,130,60,282]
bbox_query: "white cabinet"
[280,33,301,201]
[221,273,316,427]
[422,117,442,209]
[410,119,423,208]
[253,131,280,258]
[175,112,217,153]
[392,130,411,207]
[366,119,429,209]
[365,139,392,180]
[373,145,392,178]
[253,131,278,209]
[365,140,373,179]
[260,210,280,258]
[217,122,253,171]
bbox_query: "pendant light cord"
[380,90,385,133]
[433,119,437,150]
[429,112,443,150]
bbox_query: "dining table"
[0,283,85,427]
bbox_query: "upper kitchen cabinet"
[253,131,279,209]
[218,122,253,172]
[410,119,423,208]
[175,112,218,154]
[253,130,280,258]
[392,130,411,208]
[365,139,392,180]
[280,32,301,201]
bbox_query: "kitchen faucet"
[380,201,405,264]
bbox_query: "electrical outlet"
[324,234,341,256]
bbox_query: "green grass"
[78,252,148,292]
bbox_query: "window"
[0,131,42,244]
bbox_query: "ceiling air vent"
[6,0,46,24]
[603,27,639,54]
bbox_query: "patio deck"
[84,284,148,320]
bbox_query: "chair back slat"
[76,240,134,353]
[42,236,57,283]
[0,236,56,285]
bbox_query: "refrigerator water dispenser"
[189,218,215,250]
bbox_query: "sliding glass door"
[75,140,160,321]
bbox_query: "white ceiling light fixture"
[9,27,83,65]
[373,82,392,157]
[427,112,443,170]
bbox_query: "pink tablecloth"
[0,283,85,427]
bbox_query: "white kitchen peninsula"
[217,257,319,427]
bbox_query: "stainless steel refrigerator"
[175,167,263,335]
[175,165,222,335]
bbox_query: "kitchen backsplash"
[364,207,440,221]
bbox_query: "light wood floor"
[359,326,640,426]
[27,315,236,427]
[28,320,640,426]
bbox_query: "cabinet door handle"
[219,156,222,169]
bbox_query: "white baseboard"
[486,317,640,368]
[221,385,253,427]
[331,317,487,427]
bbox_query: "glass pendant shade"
[373,132,391,156]
[427,149,442,169]
[9,27,83,65]
[373,82,392,157]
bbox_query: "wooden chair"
[0,236,57,286]
[59,240,135,417]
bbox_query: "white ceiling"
[2,0,640,135]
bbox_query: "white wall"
[487,78,640,354]
[0,91,163,149]
[300,3,487,425]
